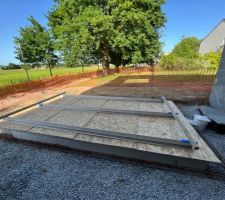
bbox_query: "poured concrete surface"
[0,95,221,170]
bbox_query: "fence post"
[151,67,154,86]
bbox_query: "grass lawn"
[0,66,101,86]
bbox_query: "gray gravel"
[1,105,225,200]
[0,139,225,200]
[179,105,225,171]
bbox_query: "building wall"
[199,20,225,55]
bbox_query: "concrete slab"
[103,100,139,111]
[85,113,139,135]
[72,98,107,108]
[138,102,169,112]
[46,110,96,127]
[0,95,221,171]
[19,107,63,121]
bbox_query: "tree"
[48,2,114,69]
[172,37,200,59]
[110,0,166,66]
[42,31,59,76]
[14,39,31,81]
[48,0,166,69]
[15,16,58,77]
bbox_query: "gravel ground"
[179,105,225,171]
[1,140,225,200]
[1,105,225,200]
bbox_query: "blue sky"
[162,0,225,52]
[0,0,54,65]
[0,0,225,65]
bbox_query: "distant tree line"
[0,63,21,70]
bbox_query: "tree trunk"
[122,61,126,68]
[115,65,120,73]
[25,69,30,81]
[49,67,53,77]
[103,45,110,70]
[82,64,84,73]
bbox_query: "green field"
[0,66,101,86]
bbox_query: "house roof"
[201,18,225,42]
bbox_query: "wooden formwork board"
[0,94,221,171]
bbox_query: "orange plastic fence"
[0,67,153,99]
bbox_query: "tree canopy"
[15,16,46,66]
[14,16,58,77]
[48,0,166,68]
[172,37,200,59]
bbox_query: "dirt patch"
[0,78,91,115]
[81,86,210,105]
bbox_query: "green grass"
[0,66,101,86]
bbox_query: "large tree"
[15,16,58,77]
[48,0,166,69]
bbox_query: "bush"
[159,53,209,70]
[159,54,177,70]
[203,51,222,70]
[159,36,209,70]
